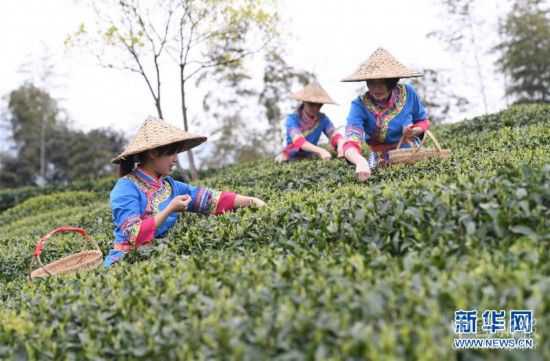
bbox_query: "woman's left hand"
[403,125,422,143]
[336,138,346,158]
[248,197,266,208]
[275,152,288,163]
[235,195,266,209]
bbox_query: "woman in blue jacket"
[104,117,265,268]
[341,48,431,181]
[276,82,344,162]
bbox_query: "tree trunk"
[155,98,163,119]
[39,113,47,185]
[468,13,489,114]
[179,67,199,180]
[153,92,187,179]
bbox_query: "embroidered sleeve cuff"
[413,119,430,132]
[291,136,306,150]
[330,133,343,149]
[215,192,237,215]
[135,216,156,247]
[191,187,217,214]
[343,140,361,154]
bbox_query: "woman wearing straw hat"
[104,116,266,268]
[276,82,344,162]
[341,48,431,181]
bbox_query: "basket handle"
[396,132,418,151]
[29,226,100,279]
[396,128,443,153]
[423,130,443,152]
[395,134,406,150]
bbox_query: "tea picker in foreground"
[341,48,431,181]
[275,82,344,162]
[104,117,266,268]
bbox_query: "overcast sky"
[0,0,514,155]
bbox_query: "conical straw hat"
[112,116,206,164]
[291,82,337,104]
[342,48,423,82]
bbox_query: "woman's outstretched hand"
[355,162,371,182]
[275,152,288,163]
[344,147,371,182]
[247,196,266,208]
[337,138,346,158]
[236,195,266,209]
[317,148,332,160]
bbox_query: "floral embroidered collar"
[132,167,164,189]
[126,167,171,215]
[363,84,407,143]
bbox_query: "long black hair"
[384,78,400,89]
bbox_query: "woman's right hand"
[169,195,192,212]
[317,148,332,160]
[275,152,288,163]
[355,162,371,182]
[402,125,423,143]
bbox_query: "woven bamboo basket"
[29,226,103,280]
[387,130,450,165]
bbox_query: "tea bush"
[0,177,115,213]
[0,104,549,360]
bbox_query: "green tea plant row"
[0,162,223,213]
[0,177,115,213]
[0,123,548,285]
[200,121,550,199]
[2,162,550,360]
[1,216,548,360]
[0,104,549,360]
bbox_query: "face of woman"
[148,151,178,177]
[303,102,323,116]
[366,79,390,101]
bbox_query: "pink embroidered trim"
[135,216,156,247]
[330,133,343,149]
[343,141,361,154]
[215,192,237,215]
[413,119,430,132]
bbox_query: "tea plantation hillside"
[1,104,549,360]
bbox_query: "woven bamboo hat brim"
[112,116,206,164]
[291,82,337,105]
[342,48,423,82]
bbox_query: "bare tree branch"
[184,37,272,82]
